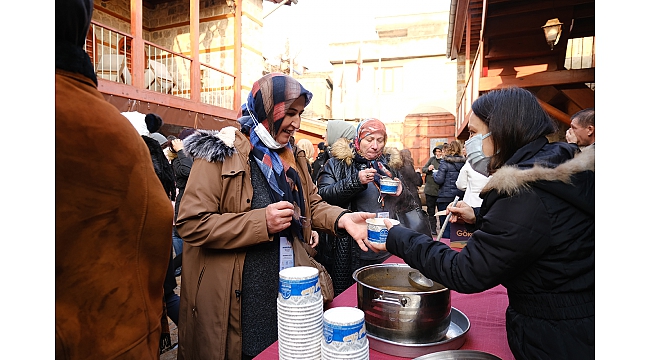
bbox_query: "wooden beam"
[561,88,595,109]
[538,100,571,126]
[479,68,595,91]
[130,0,144,88]
[234,0,242,115]
[98,80,238,120]
[465,10,471,82]
[190,0,200,102]
[488,0,593,18]
[451,0,470,60]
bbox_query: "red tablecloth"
[255,241,515,360]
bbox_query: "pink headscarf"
[354,118,387,151]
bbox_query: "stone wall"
[93,0,131,34]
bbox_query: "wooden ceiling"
[451,0,595,64]
[142,0,179,9]
[449,0,595,128]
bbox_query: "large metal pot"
[352,263,451,344]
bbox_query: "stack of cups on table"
[277,266,323,360]
[322,307,369,360]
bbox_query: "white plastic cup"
[379,177,399,194]
[322,307,367,353]
[366,218,400,244]
[278,266,320,305]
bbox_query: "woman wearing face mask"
[317,118,415,295]
[367,87,594,360]
[175,73,375,360]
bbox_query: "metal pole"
[263,0,290,19]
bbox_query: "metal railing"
[85,21,235,110]
[87,23,133,85]
[144,40,191,97]
[200,63,235,110]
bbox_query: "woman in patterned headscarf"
[175,73,375,360]
[316,118,416,295]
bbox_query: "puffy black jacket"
[386,138,594,359]
[171,149,193,222]
[433,155,465,201]
[311,150,329,184]
[316,138,411,294]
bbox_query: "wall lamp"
[541,18,563,50]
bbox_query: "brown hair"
[447,140,462,156]
[399,149,414,167]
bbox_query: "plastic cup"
[366,218,400,244]
[379,177,399,194]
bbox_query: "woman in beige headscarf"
[295,138,315,175]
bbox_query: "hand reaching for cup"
[337,212,376,251]
[365,218,394,253]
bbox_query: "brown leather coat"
[55,69,173,359]
[176,128,345,359]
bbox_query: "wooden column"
[190,0,200,102]
[234,0,242,114]
[465,12,471,83]
[130,0,144,88]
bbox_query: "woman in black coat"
[433,140,466,238]
[316,118,413,295]
[396,148,423,200]
[367,87,594,360]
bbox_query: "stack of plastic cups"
[322,307,369,360]
[277,266,323,360]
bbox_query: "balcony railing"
[200,63,235,110]
[85,21,235,110]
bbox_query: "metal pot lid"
[413,350,503,360]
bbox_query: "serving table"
[255,240,515,360]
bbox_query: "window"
[375,66,403,93]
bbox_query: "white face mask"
[465,132,491,176]
[247,103,283,149]
[254,123,283,149]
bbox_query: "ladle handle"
[436,195,459,241]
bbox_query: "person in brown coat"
[175,73,374,359]
[55,0,173,358]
